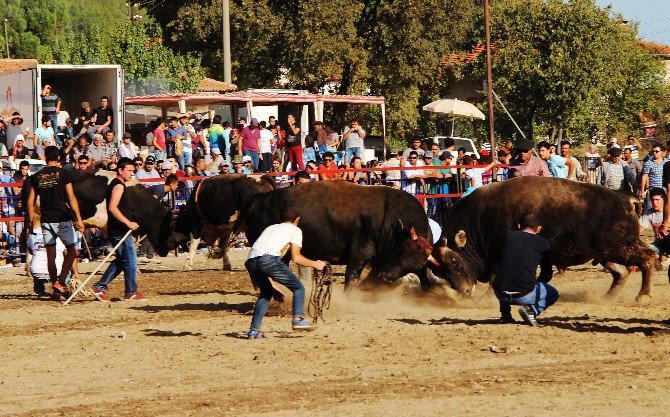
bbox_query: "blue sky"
[595,0,670,45]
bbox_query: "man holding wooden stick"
[91,157,146,302]
[26,146,85,301]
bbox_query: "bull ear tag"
[454,230,467,248]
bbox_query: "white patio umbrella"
[422,98,486,136]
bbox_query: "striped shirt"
[42,94,61,114]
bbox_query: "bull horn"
[454,230,467,248]
[410,226,418,240]
[397,219,405,231]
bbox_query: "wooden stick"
[62,229,133,306]
[81,232,93,260]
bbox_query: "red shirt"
[318,161,338,179]
[153,128,166,149]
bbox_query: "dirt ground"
[1,248,670,417]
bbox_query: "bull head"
[428,231,478,296]
[376,220,432,283]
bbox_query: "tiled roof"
[198,77,237,93]
[639,40,670,55]
[441,44,495,67]
[0,59,38,75]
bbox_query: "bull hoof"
[635,293,652,304]
[223,264,232,271]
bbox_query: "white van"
[424,136,480,159]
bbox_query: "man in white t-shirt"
[244,205,326,339]
[180,115,195,166]
[639,188,668,255]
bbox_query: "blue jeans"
[245,254,306,331]
[175,153,185,170]
[154,149,166,162]
[93,233,138,295]
[495,282,559,318]
[345,147,363,164]
[183,151,192,167]
[303,147,316,166]
[243,150,259,172]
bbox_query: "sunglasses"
[324,158,333,161]
[135,162,143,166]
[408,157,417,160]
[78,161,88,165]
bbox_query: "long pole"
[62,229,133,306]
[3,19,9,59]
[222,0,232,83]
[484,0,495,153]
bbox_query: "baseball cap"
[194,113,203,120]
[145,155,156,164]
[161,161,173,170]
[609,146,622,157]
[423,150,434,159]
[122,132,132,139]
[250,118,259,128]
[242,155,252,162]
[440,150,453,159]
[515,138,535,152]
[15,134,24,142]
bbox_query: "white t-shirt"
[28,227,65,276]
[465,167,486,188]
[259,129,274,154]
[204,154,226,175]
[248,222,303,259]
[639,208,663,234]
[182,123,195,152]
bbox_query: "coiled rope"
[308,264,333,323]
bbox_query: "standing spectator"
[492,213,556,326]
[91,158,145,302]
[303,132,317,167]
[381,150,402,187]
[6,112,31,151]
[26,146,85,300]
[600,146,636,192]
[90,96,113,135]
[166,116,186,169]
[244,205,325,339]
[317,152,339,181]
[401,137,425,161]
[314,121,328,159]
[462,155,497,196]
[207,115,226,156]
[402,150,424,194]
[117,132,138,159]
[258,121,274,173]
[559,141,586,181]
[152,118,167,161]
[640,143,666,202]
[639,188,666,256]
[0,120,6,148]
[180,115,195,167]
[495,150,509,181]
[323,122,340,157]
[537,140,575,179]
[284,113,303,171]
[135,155,160,182]
[342,120,366,164]
[624,135,640,161]
[41,84,61,134]
[507,139,551,178]
[87,134,106,163]
[102,130,118,163]
[239,118,261,172]
[623,147,643,179]
[33,116,56,148]
[584,143,602,184]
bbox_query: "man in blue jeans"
[92,157,146,302]
[245,205,326,339]
[492,212,558,326]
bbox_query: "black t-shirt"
[284,123,301,148]
[94,106,113,126]
[492,231,553,293]
[661,161,670,187]
[106,177,132,237]
[30,166,73,223]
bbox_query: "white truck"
[0,63,124,143]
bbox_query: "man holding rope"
[91,157,146,302]
[26,146,85,301]
[245,205,326,339]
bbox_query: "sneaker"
[499,316,517,324]
[291,318,317,332]
[50,292,61,302]
[124,292,147,301]
[52,281,68,294]
[247,329,265,339]
[92,288,111,303]
[661,319,670,329]
[518,305,538,327]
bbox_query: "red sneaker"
[124,292,147,301]
[92,288,111,303]
[52,281,68,294]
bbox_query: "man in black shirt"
[90,96,113,135]
[492,213,558,326]
[26,146,85,299]
[91,158,146,302]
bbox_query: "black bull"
[435,176,657,301]
[242,181,438,290]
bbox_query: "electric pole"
[3,19,9,59]
[222,0,232,83]
[484,0,496,153]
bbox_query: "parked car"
[423,136,480,160]
[0,158,46,176]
